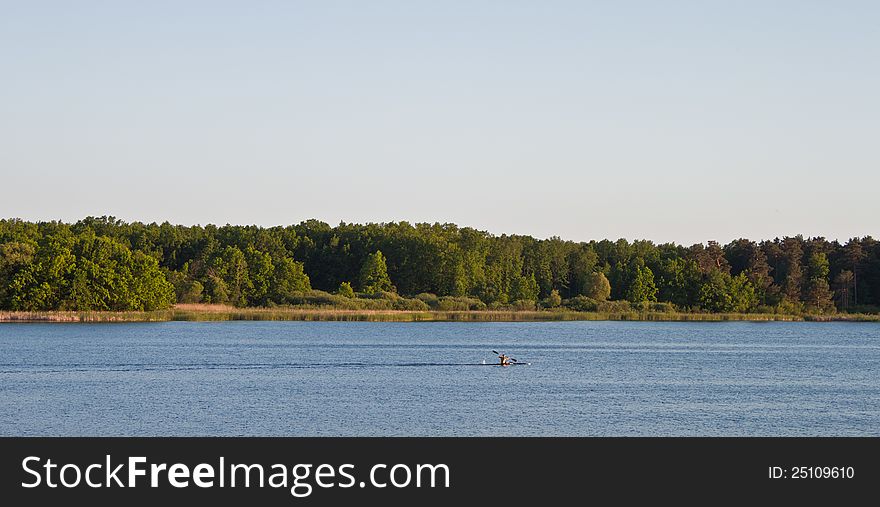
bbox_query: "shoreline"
[1,306,878,323]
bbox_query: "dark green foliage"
[562,295,599,312]
[833,270,854,310]
[804,253,835,313]
[10,234,75,310]
[777,237,805,303]
[0,240,36,308]
[595,300,634,313]
[566,246,599,298]
[393,297,430,311]
[1,217,877,314]
[436,296,486,311]
[699,271,758,313]
[648,302,677,313]
[212,246,251,306]
[510,274,539,303]
[725,239,775,305]
[270,257,311,304]
[691,241,730,274]
[509,299,537,311]
[176,279,204,304]
[1,224,174,311]
[656,258,702,308]
[414,292,439,308]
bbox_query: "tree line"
[1,217,878,314]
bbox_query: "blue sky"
[1,1,877,245]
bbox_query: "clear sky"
[1,1,877,245]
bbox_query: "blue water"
[0,321,878,436]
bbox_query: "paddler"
[498,353,512,366]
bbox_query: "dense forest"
[1,217,878,315]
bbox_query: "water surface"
[0,321,877,436]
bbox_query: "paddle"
[492,350,521,364]
[493,351,518,363]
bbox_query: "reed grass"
[2,305,878,323]
[0,310,174,322]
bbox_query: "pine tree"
[745,245,774,305]
[842,239,865,305]
[781,237,804,303]
[833,270,854,310]
[804,253,834,313]
[337,281,355,298]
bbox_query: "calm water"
[0,321,878,436]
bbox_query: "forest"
[1,217,878,315]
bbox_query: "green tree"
[203,274,229,304]
[11,241,76,310]
[698,270,733,312]
[780,237,804,303]
[745,245,775,305]
[728,273,758,313]
[626,265,658,303]
[6,217,880,314]
[66,235,174,311]
[270,257,311,303]
[566,246,599,298]
[478,237,525,304]
[179,279,204,303]
[337,281,355,298]
[211,246,251,306]
[510,274,539,302]
[833,270,854,310]
[128,251,176,310]
[690,241,730,274]
[656,258,701,308]
[804,252,834,313]
[244,246,275,306]
[841,239,865,306]
[166,266,203,304]
[359,250,393,295]
[583,272,611,301]
[0,240,36,308]
[544,289,562,308]
[699,271,758,313]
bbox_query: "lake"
[0,321,877,436]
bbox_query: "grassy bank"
[2,304,879,323]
